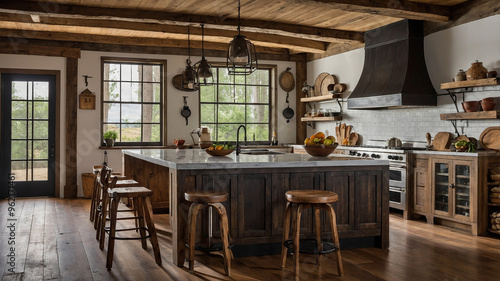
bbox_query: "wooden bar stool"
[280,190,344,279]
[185,192,232,276]
[104,177,162,270]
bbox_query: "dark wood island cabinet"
[123,149,389,266]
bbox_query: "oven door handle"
[390,164,406,169]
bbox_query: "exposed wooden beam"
[306,0,451,22]
[307,42,365,61]
[0,1,364,44]
[65,57,78,198]
[0,37,302,62]
[0,15,327,53]
[0,42,80,58]
[424,0,500,35]
[0,29,289,55]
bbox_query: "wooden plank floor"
[1,198,500,280]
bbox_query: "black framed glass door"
[1,73,56,197]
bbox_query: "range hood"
[348,20,436,109]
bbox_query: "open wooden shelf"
[440,78,499,90]
[300,93,342,102]
[440,111,500,120]
[301,116,342,122]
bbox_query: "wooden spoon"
[340,123,346,141]
[426,132,432,148]
[335,126,340,142]
[346,125,352,137]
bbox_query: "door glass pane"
[12,121,27,139]
[12,101,27,118]
[33,102,49,119]
[33,121,49,139]
[33,161,48,181]
[11,140,27,160]
[455,165,470,217]
[11,161,27,181]
[34,82,49,100]
[12,81,27,99]
[33,140,48,159]
[434,162,449,212]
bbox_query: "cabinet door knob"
[449,183,455,188]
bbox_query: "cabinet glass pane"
[435,163,449,212]
[455,164,470,217]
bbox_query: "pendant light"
[226,0,258,75]
[181,25,199,91]
[194,24,214,86]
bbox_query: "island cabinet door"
[324,171,355,232]
[199,174,237,239]
[271,173,290,236]
[290,172,324,235]
[353,170,383,230]
[236,173,273,238]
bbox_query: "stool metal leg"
[324,203,344,276]
[213,203,231,276]
[106,195,119,270]
[143,197,162,265]
[187,203,204,273]
[280,201,292,268]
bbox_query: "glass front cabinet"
[432,159,474,224]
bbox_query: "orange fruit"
[314,132,325,139]
[304,138,309,145]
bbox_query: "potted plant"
[103,130,118,147]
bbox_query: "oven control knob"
[388,155,393,160]
[356,153,361,156]
[362,153,368,157]
[399,156,404,161]
[371,154,376,158]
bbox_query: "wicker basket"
[81,173,96,198]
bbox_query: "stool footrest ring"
[105,226,151,240]
[185,242,234,252]
[284,239,338,255]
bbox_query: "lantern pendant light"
[227,0,258,75]
[194,24,214,86]
[181,25,199,91]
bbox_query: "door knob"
[449,183,455,188]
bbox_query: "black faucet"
[236,125,247,155]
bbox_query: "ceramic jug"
[466,60,488,80]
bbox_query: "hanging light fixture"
[194,24,214,86]
[181,25,199,91]
[226,0,258,75]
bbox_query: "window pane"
[246,124,269,141]
[105,63,121,81]
[247,86,269,103]
[143,65,161,82]
[143,83,154,102]
[33,101,49,119]
[33,161,48,181]
[200,85,215,103]
[103,82,120,101]
[121,82,141,102]
[33,140,48,159]
[247,69,269,85]
[12,101,27,119]
[33,82,49,100]
[12,121,27,139]
[103,103,120,123]
[103,124,120,141]
[121,124,141,142]
[121,64,132,81]
[122,104,142,123]
[12,140,27,160]
[143,124,160,142]
[235,85,245,103]
[143,104,160,123]
[218,85,234,103]
[217,124,239,142]
[33,121,49,139]
[247,105,269,123]
[218,67,232,84]
[12,81,27,100]
[131,64,142,81]
[11,161,27,181]
[201,104,215,123]
[28,121,32,139]
[218,104,245,123]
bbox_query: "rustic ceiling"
[0,0,493,61]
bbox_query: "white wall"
[0,54,68,196]
[76,51,296,197]
[307,15,500,144]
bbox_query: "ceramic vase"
[466,60,488,80]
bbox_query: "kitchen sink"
[240,149,284,155]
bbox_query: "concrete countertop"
[123,149,389,170]
[410,150,500,157]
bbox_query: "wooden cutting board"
[335,125,340,142]
[433,132,452,151]
[480,127,500,150]
[340,123,346,141]
[349,132,359,145]
[314,72,329,96]
[320,74,337,95]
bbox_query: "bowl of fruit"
[205,143,235,156]
[454,140,476,152]
[303,132,338,157]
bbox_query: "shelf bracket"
[336,98,343,117]
[450,120,460,136]
[306,122,315,129]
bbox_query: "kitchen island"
[123,149,389,266]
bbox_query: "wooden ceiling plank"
[0,0,364,44]
[0,42,81,58]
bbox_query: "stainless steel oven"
[389,186,406,210]
[389,163,406,188]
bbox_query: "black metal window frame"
[101,58,165,146]
[200,65,273,144]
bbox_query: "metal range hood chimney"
[348,20,436,109]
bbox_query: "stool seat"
[109,186,152,197]
[114,179,140,187]
[185,192,228,203]
[285,190,338,204]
